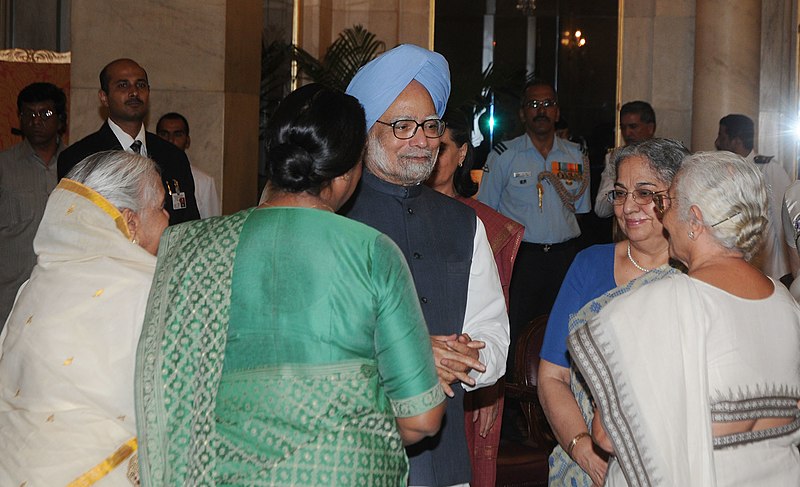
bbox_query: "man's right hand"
[430,334,486,397]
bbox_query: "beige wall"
[620,0,798,176]
[619,0,696,149]
[69,0,263,213]
[299,0,431,58]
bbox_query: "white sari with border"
[0,179,156,486]
[569,272,800,486]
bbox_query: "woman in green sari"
[135,83,446,486]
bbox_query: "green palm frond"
[292,25,385,91]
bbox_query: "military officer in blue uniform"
[477,79,589,366]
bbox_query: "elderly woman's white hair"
[674,151,768,260]
[65,150,161,212]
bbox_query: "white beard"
[365,132,438,186]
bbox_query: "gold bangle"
[566,432,591,457]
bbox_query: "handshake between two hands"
[430,333,486,398]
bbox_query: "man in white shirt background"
[594,101,656,218]
[715,113,796,283]
[156,112,221,218]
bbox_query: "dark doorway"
[434,0,619,245]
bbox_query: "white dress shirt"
[190,165,221,218]
[461,217,510,391]
[107,118,147,156]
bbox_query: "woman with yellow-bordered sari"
[0,151,168,486]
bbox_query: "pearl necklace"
[626,242,651,273]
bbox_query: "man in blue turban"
[343,44,509,487]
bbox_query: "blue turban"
[346,44,450,130]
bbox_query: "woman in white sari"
[0,151,169,486]
[569,151,800,486]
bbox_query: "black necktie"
[130,140,142,154]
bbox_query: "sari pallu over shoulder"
[0,180,156,486]
[567,272,716,487]
[547,266,677,486]
[135,209,253,486]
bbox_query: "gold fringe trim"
[536,167,590,213]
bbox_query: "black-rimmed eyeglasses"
[375,119,446,140]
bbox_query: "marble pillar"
[69,0,263,213]
[691,0,760,151]
[759,0,798,177]
[619,0,695,148]
[301,0,334,58]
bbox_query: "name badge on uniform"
[166,179,187,210]
[513,171,531,184]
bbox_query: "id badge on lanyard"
[166,179,187,210]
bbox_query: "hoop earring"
[688,231,695,239]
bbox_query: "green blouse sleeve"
[371,234,445,418]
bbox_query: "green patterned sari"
[135,208,444,486]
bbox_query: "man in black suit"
[58,58,199,224]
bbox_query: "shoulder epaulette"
[573,137,588,156]
[492,141,508,155]
[754,155,774,164]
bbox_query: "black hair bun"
[265,83,367,195]
[268,142,316,192]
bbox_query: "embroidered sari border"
[391,382,445,418]
[569,325,653,487]
[222,358,379,379]
[58,178,131,239]
[713,416,800,449]
[66,437,137,487]
[565,266,678,487]
[222,360,446,419]
[135,211,252,486]
[711,396,799,420]
[713,408,799,422]
[486,220,523,255]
